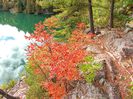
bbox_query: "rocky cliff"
[0,0,49,14]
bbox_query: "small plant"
[0,80,16,98]
[129,82,133,97]
[79,56,102,83]
[0,80,16,91]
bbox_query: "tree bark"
[88,0,95,33]
[0,89,20,99]
[109,0,115,28]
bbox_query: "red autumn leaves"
[26,17,95,99]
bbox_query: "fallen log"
[0,89,20,99]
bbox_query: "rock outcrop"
[64,80,108,99]
[87,29,133,99]
[3,77,29,99]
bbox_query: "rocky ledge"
[3,25,133,99]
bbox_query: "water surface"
[0,24,29,84]
[0,11,49,32]
[0,11,49,84]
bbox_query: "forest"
[0,0,133,99]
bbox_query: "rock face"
[102,31,133,68]
[64,81,108,99]
[0,0,51,14]
[3,77,29,99]
[87,29,133,98]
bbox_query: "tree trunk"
[109,0,115,28]
[88,0,95,33]
[0,89,20,99]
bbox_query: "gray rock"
[83,28,90,34]
[124,21,133,33]
[3,76,28,99]
[64,81,108,99]
[86,45,102,54]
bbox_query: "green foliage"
[129,82,133,97]
[92,0,110,27]
[26,83,48,99]
[118,0,133,7]
[38,0,132,28]
[43,16,77,42]
[114,0,133,27]
[79,56,102,83]
[0,80,16,91]
[37,0,89,25]
[114,13,133,27]
[25,63,48,99]
[37,0,110,27]
[37,0,88,17]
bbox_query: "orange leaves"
[88,33,96,38]
[47,43,85,81]
[69,29,96,46]
[77,22,86,30]
[43,16,60,28]
[42,82,66,99]
[26,20,94,98]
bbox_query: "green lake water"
[0,11,49,32]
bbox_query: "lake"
[0,11,49,32]
[0,11,49,84]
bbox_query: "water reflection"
[0,24,29,84]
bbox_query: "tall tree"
[109,0,115,28]
[88,0,95,33]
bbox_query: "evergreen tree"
[37,0,110,27]
[37,0,88,19]
[37,0,132,27]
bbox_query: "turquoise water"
[0,11,49,32]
